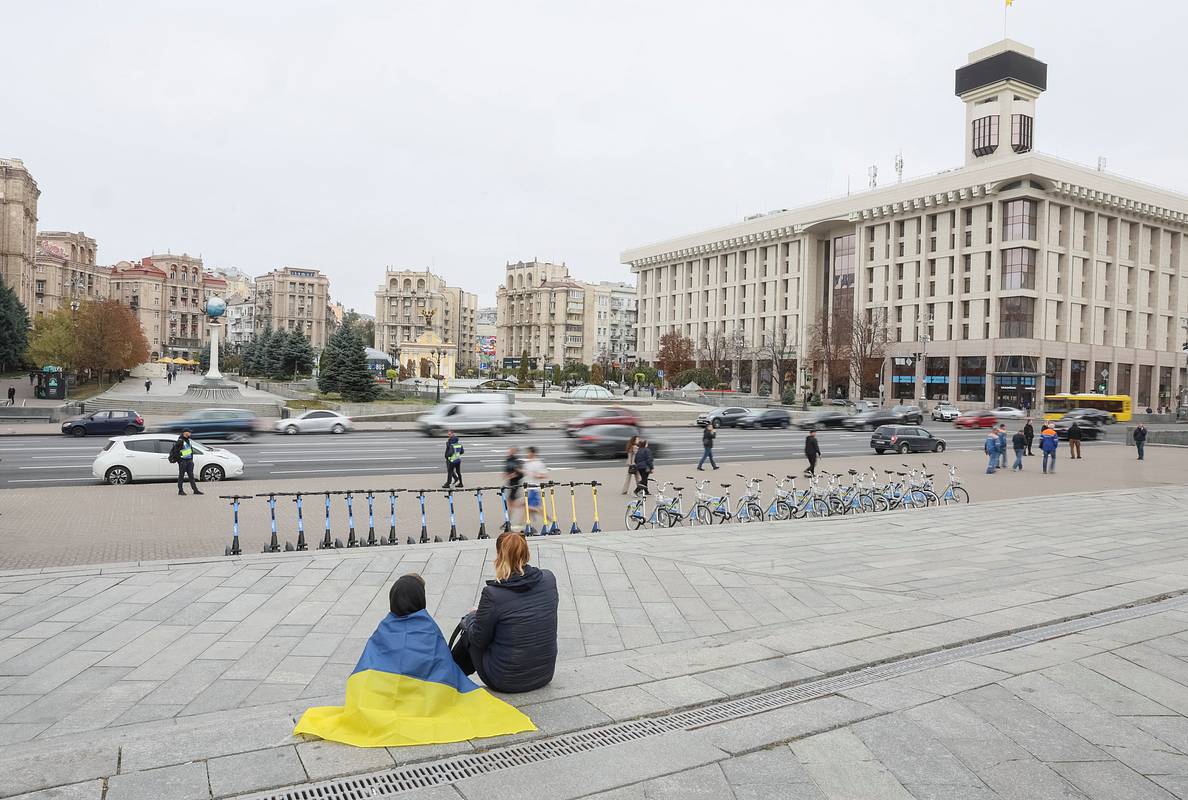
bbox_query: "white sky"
[5,0,1187,311]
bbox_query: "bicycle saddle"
[719,483,731,489]
[674,486,685,491]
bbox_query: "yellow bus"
[1043,393,1132,423]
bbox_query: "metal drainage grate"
[242,591,1188,800]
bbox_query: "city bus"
[1043,393,1132,423]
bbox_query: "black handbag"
[449,621,475,675]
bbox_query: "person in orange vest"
[1040,423,1059,474]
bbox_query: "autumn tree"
[25,308,77,372]
[849,307,889,398]
[73,300,149,386]
[590,363,604,386]
[757,325,799,399]
[655,332,694,386]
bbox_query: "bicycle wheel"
[625,505,646,530]
[653,509,673,529]
[857,494,876,514]
[920,489,940,507]
[806,499,830,518]
[873,494,890,512]
[773,501,793,521]
[693,505,713,526]
[943,486,970,505]
[827,496,845,516]
[745,502,766,522]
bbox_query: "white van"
[417,397,530,437]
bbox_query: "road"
[0,424,1081,488]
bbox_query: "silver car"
[990,406,1025,420]
[275,410,353,435]
[931,403,960,422]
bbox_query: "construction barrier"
[218,481,604,557]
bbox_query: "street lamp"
[917,313,934,410]
[433,348,443,403]
[541,358,549,398]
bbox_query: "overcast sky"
[6,1,1187,311]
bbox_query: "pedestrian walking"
[522,446,548,529]
[503,447,524,529]
[443,431,464,488]
[996,424,1008,469]
[804,430,821,477]
[1011,429,1026,471]
[633,439,654,495]
[5,386,14,406]
[1067,421,1083,459]
[168,429,203,495]
[1133,423,1148,461]
[622,435,640,494]
[697,423,718,471]
[28,371,35,386]
[144,378,152,393]
[984,430,999,474]
[1040,423,1059,474]
[1023,418,1035,456]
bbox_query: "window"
[972,116,999,156]
[999,297,1035,338]
[1001,248,1037,290]
[1002,199,1037,241]
[832,234,856,291]
[1011,114,1033,153]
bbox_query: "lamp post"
[917,313,934,410]
[541,357,549,397]
[433,348,443,403]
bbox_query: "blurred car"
[275,410,353,435]
[870,425,947,454]
[417,394,530,436]
[572,425,663,459]
[843,408,903,431]
[826,399,853,408]
[696,407,749,428]
[1051,419,1104,441]
[931,402,960,422]
[158,408,259,441]
[853,400,880,414]
[795,410,848,431]
[564,406,641,437]
[889,405,925,424]
[954,410,997,429]
[1061,408,1116,425]
[60,409,144,437]
[92,434,244,485]
[990,406,1025,420]
[739,408,791,429]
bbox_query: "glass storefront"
[1091,361,1111,394]
[958,356,985,402]
[993,356,1039,409]
[925,356,950,401]
[1116,363,1132,397]
[891,356,916,401]
[1159,366,1173,409]
[1138,365,1153,408]
[1070,359,1087,394]
[1045,358,1063,395]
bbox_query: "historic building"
[254,267,332,349]
[0,158,39,308]
[224,292,255,348]
[33,232,110,318]
[108,254,226,360]
[622,40,1188,409]
[593,281,638,370]
[374,268,479,371]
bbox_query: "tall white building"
[622,40,1188,409]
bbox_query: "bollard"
[221,495,250,556]
[567,482,581,534]
[476,488,489,539]
[319,492,334,549]
[522,484,536,536]
[293,492,308,551]
[261,493,281,553]
[590,481,602,533]
[344,492,358,548]
[386,490,399,546]
[417,491,429,544]
[446,489,460,541]
[546,483,561,535]
[364,491,378,547]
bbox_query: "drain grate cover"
[240,592,1188,799]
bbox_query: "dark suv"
[889,405,925,424]
[870,425,946,454]
[60,409,145,437]
[158,408,259,441]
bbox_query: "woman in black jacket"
[460,532,559,693]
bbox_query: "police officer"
[169,428,203,496]
[443,430,465,489]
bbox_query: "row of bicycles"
[625,462,970,529]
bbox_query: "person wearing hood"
[443,430,464,489]
[457,532,559,693]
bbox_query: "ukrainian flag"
[294,609,535,747]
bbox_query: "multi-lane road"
[0,425,1032,488]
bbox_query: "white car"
[92,434,245,485]
[275,410,353,435]
[931,403,960,422]
[990,406,1026,419]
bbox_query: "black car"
[60,409,145,437]
[870,425,947,454]
[796,410,849,431]
[890,405,925,424]
[696,407,749,428]
[1051,420,1104,441]
[157,408,259,441]
[739,408,791,429]
[1061,409,1115,425]
[843,408,902,431]
[572,425,664,459]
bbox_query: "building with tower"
[0,158,39,308]
[622,40,1188,410]
[374,269,479,372]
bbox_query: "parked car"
[954,410,997,429]
[739,408,791,429]
[60,409,144,437]
[571,425,664,459]
[695,407,750,428]
[852,400,880,414]
[564,406,642,437]
[870,425,947,455]
[796,410,849,431]
[417,395,530,436]
[275,410,353,435]
[931,402,960,422]
[158,409,259,441]
[1051,419,1104,440]
[843,408,903,431]
[1060,408,1116,425]
[990,406,1025,420]
[92,434,244,485]
[889,405,925,424]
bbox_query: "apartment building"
[374,269,479,368]
[225,292,255,348]
[108,254,226,360]
[254,267,331,349]
[592,281,638,368]
[33,232,110,318]
[622,40,1188,409]
[0,158,39,308]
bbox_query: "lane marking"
[6,477,98,483]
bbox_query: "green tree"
[264,328,289,379]
[281,332,315,379]
[318,327,346,393]
[248,327,273,376]
[239,338,257,375]
[25,307,76,371]
[516,350,530,388]
[0,281,30,372]
[337,330,379,402]
[341,310,375,348]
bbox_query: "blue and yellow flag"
[294,609,535,748]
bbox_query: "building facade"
[374,269,478,370]
[0,158,39,308]
[254,267,331,349]
[33,232,110,318]
[224,292,255,348]
[592,281,638,369]
[622,40,1188,410]
[108,254,226,360]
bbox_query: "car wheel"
[71,426,86,438]
[105,466,132,485]
[934,442,946,453]
[331,424,346,434]
[874,448,885,454]
[284,425,299,435]
[897,443,910,454]
[200,464,225,482]
[122,425,138,435]
[228,432,249,443]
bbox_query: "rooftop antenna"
[846,175,851,196]
[868,165,878,189]
[894,152,904,184]
[1097,156,1108,172]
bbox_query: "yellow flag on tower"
[1006,0,1014,6]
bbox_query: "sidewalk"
[1,486,1187,798]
